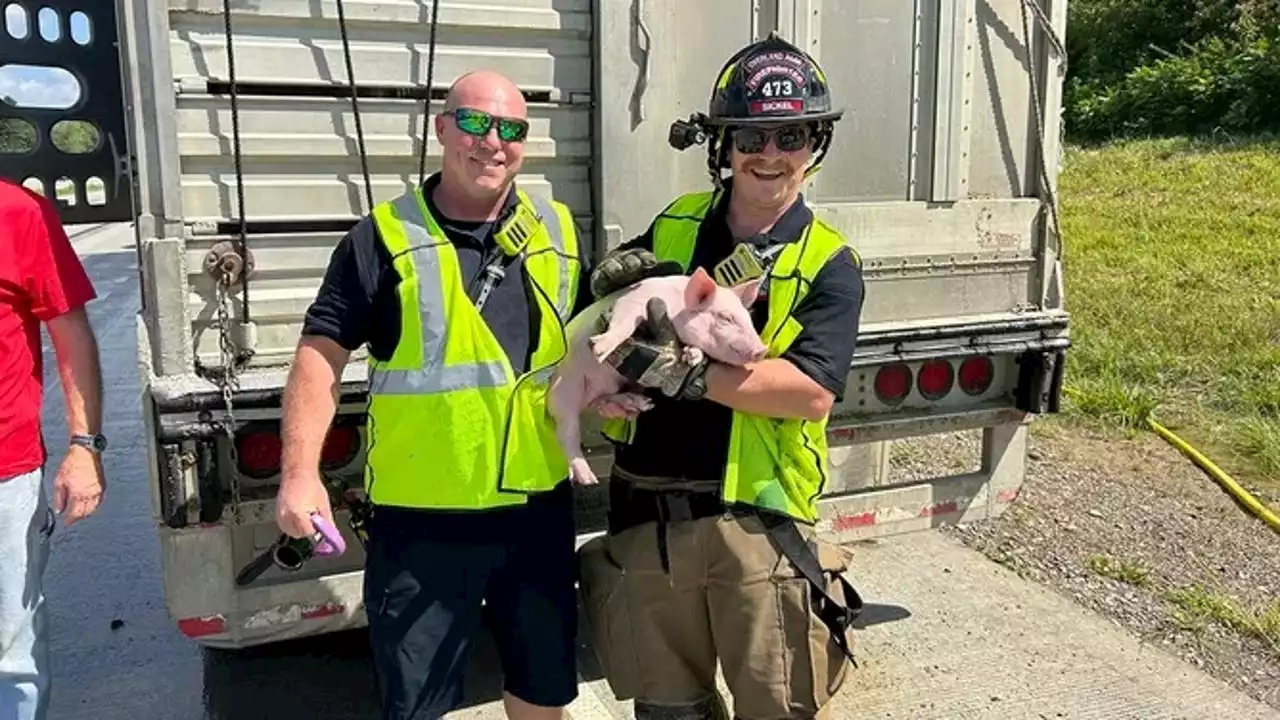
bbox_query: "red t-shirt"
[0,179,97,480]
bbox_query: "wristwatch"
[71,433,108,454]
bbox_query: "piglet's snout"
[735,340,768,363]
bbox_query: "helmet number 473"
[760,79,793,97]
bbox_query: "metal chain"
[221,0,252,323]
[213,275,244,524]
[216,0,248,525]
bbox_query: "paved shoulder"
[67,222,137,256]
[833,530,1280,719]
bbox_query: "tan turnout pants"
[578,511,857,720]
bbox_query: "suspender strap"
[757,510,864,666]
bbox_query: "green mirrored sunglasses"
[452,107,530,143]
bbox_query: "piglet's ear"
[685,267,718,309]
[733,278,762,308]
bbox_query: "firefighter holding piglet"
[579,32,868,720]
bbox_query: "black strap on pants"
[756,511,864,666]
[609,484,727,575]
[611,486,732,571]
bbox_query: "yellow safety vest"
[602,190,853,524]
[364,186,581,510]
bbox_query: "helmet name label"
[749,99,804,115]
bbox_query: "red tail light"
[321,425,360,469]
[237,431,282,478]
[917,360,954,401]
[959,356,994,395]
[874,363,911,405]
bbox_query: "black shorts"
[362,483,579,719]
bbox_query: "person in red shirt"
[0,177,107,720]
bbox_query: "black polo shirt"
[611,185,865,484]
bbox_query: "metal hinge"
[174,77,208,96]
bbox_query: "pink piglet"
[547,267,767,486]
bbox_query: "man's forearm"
[703,358,834,422]
[281,337,349,479]
[46,309,103,438]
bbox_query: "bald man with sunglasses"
[277,70,595,720]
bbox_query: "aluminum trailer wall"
[123,0,1066,377]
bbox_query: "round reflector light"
[237,431,282,478]
[874,363,912,405]
[959,355,994,396]
[321,425,360,469]
[917,360,954,401]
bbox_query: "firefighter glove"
[590,247,684,299]
[601,297,709,400]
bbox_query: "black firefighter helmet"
[668,32,845,185]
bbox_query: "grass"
[1082,552,1279,653]
[1086,553,1154,587]
[1057,135,1280,489]
[1167,585,1280,652]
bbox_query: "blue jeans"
[0,469,52,720]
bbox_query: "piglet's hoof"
[598,393,653,415]
[570,458,598,486]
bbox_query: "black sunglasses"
[452,107,530,143]
[731,124,811,154]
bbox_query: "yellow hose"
[1146,417,1280,533]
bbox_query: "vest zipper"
[494,260,568,494]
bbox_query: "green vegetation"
[1057,1,1280,489]
[1081,551,1278,651]
[1065,1,1280,141]
[0,115,35,156]
[0,112,97,156]
[1086,554,1154,587]
[1058,136,1280,487]
[1168,584,1280,651]
[1065,0,1280,142]
[1,112,102,204]
[1085,552,1280,651]
[51,120,99,154]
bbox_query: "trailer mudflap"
[1014,348,1067,414]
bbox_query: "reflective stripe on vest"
[369,192,573,397]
